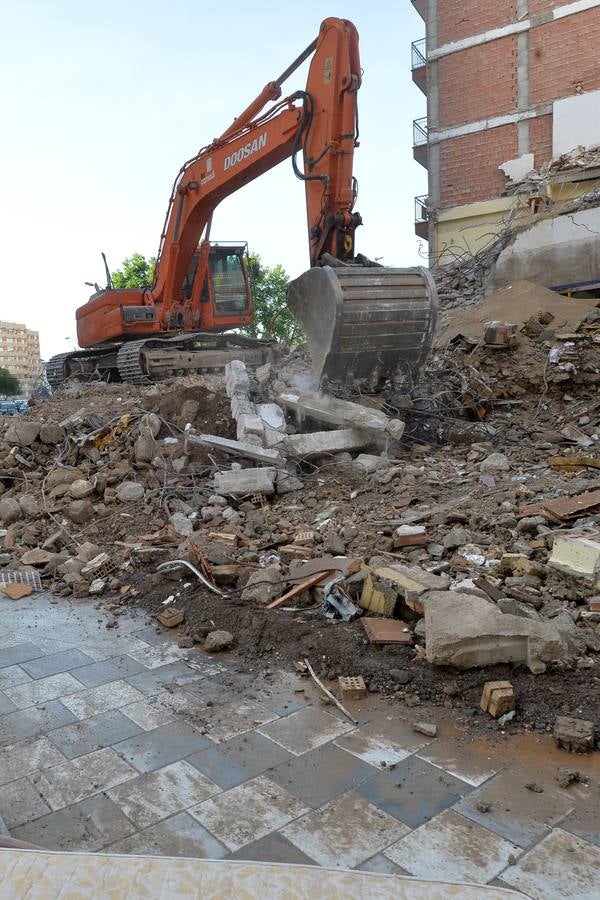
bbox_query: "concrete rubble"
[0,284,599,741]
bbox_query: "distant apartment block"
[0,321,42,397]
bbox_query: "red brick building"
[411,0,600,266]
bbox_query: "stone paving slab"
[226,831,317,866]
[202,698,280,743]
[0,590,597,898]
[0,735,66,785]
[0,664,33,689]
[0,777,51,829]
[60,680,147,719]
[334,717,431,769]
[120,697,178,731]
[0,691,17,715]
[500,827,600,899]
[356,756,473,828]
[258,705,354,755]
[113,721,212,773]
[189,775,308,852]
[417,735,500,787]
[30,747,137,811]
[3,672,86,709]
[20,649,96,679]
[68,655,147,688]
[384,810,520,885]
[267,742,377,809]
[0,700,77,746]
[124,661,208,697]
[12,794,135,852]
[46,709,144,759]
[106,760,220,829]
[454,767,577,848]
[104,812,228,859]
[281,790,410,869]
[0,642,45,667]
[187,730,293,790]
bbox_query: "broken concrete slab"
[225,359,251,397]
[424,591,568,674]
[213,467,277,498]
[236,413,264,444]
[549,530,600,585]
[4,420,40,446]
[241,565,282,604]
[257,403,286,431]
[282,429,369,459]
[553,716,595,753]
[353,454,392,474]
[279,392,405,440]
[186,431,285,466]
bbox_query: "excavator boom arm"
[149,17,362,317]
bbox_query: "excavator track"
[47,334,273,390]
[287,265,437,392]
[116,341,148,384]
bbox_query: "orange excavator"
[48,17,436,392]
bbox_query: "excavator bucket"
[286,265,438,392]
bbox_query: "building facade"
[411,0,600,283]
[0,321,42,397]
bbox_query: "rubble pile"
[1,286,599,735]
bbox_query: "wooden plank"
[266,571,333,610]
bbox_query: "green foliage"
[0,367,20,396]
[111,253,156,289]
[243,252,303,345]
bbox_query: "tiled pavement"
[1,592,599,896]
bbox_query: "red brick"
[529,13,600,105]
[437,0,517,46]
[439,124,519,207]
[530,114,553,168]
[529,0,564,14]
[438,37,518,127]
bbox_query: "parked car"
[0,401,18,416]
[16,400,28,412]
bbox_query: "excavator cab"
[183,242,253,330]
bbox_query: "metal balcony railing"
[413,117,428,147]
[411,38,426,70]
[415,195,429,225]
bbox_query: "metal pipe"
[156,559,228,597]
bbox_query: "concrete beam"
[214,467,277,497]
[282,429,370,459]
[185,430,285,465]
[279,392,405,440]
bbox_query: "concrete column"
[517,26,530,154]
[426,0,440,262]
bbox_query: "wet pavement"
[0,591,599,897]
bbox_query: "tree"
[111,253,156,289]
[243,252,303,345]
[0,367,20,396]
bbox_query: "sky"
[0,0,427,360]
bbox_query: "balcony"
[411,0,427,21]
[411,38,427,94]
[413,117,428,169]
[414,195,429,240]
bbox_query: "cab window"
[210,250,249,314]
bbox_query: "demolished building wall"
[412,0,600,293]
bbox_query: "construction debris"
[338,675,367,701]
[554,716,595,753]
[480,681,515,719]
[0,283,599,734]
